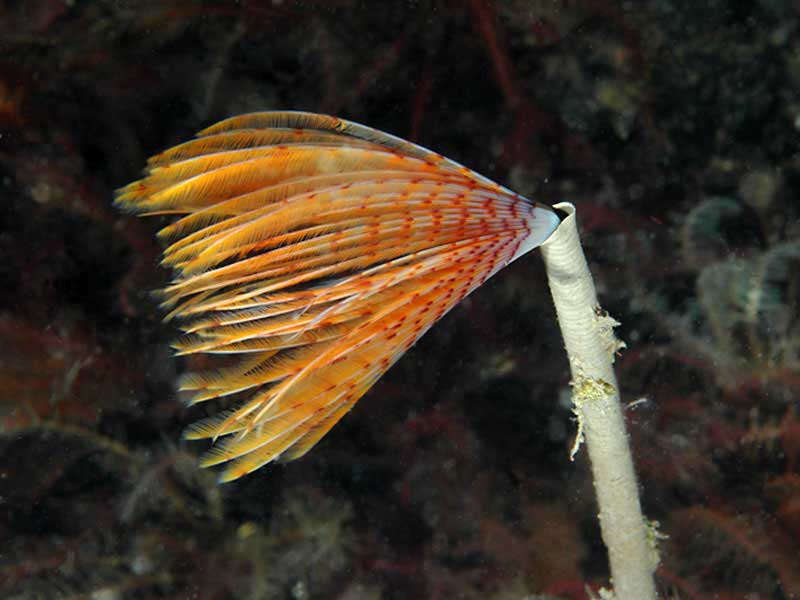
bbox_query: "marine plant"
[655,194,800,390]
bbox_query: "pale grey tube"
[540,202,658,600]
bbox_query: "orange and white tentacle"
[116,111,559,482]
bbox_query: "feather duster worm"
[116,112,559,482]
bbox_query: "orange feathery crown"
[116,111,559,482]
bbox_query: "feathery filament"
[116,111,559,482]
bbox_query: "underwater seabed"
[1,1,798,598]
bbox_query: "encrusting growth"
[116,111,560,483]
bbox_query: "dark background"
[1,1,798,598]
